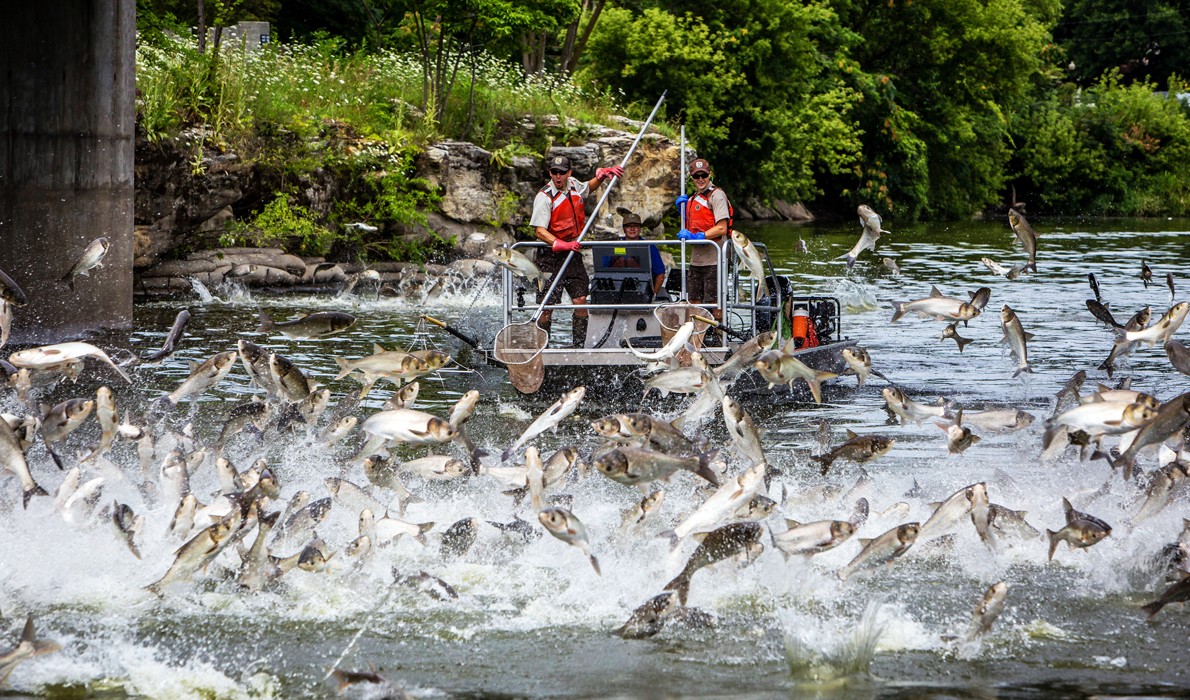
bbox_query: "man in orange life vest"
[529,154,624,347]
[674,157,732,338]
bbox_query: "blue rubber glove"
[675,194,689,208]
[676,229,692,241]
[691,232,706,240]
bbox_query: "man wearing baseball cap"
[529,154,624,347]
[674,158,733,338]
[622,211,667,299]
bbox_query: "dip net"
[493,321,547,394]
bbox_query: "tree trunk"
[559,3,582,75]
[197,0,207,54]
[565,0,605,75]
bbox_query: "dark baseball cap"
[622,212,642,227]
[689,158,711,175]
[548,155,571,171]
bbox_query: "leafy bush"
[1013,73,1190,214]
[222,195,334,255]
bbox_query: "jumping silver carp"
[730,230,770,299]
[838,522,919,581]
[257,309,356,338]
[60,237,110,290]
[663,521,763,605]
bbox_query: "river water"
[1,217,1188,698]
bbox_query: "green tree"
[581,0,864,206]
[1011,73,1190,215]
[1056,0,1190,87]
[832,0,1062,219]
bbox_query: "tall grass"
[135,32,629,153]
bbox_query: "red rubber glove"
[552,239,581,253]
[596,165,624,181]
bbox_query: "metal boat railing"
[503,239,783,349]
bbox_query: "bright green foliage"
[1012,74,1190,215]
[581,1,863,205]
[326,144,448,262]
[222,195,334,255]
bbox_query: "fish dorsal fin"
[929,285,943,298]
[927,501,941,510]
[1087,393,1105,403]
[692,532,710,544]
[1096,383,1113,394]
[1061,497,1073,515]
[858,538,873,547]
[1024,332,1036,341]
[20,614,35,643]
[845,429,858,440]
[785,518,802,529]
[373,344,387,354]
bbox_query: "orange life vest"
[685,185,733,235]
[543,184,585,241]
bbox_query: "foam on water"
[2,221,1189,695]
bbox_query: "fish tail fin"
[256,308,274,332]
[809,454,833,475]
[589,553,601,576]
[890,301,907,323]
[1046,529,1059,561]
[22,483,48,509]
[804,378,822,404]
[659,529,680,551]
[415,522,436,547]
[1110,453,1135,480]
[332,357,353,381]
[956,336,973,353]
[845,254,857,269]
[694,450,720,486]
[662,574,690,606]
[1141,600,1164,619]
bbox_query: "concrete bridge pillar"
[0,2,136,344]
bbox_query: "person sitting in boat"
[529,154,623,347]
[620,211,667,301]
[674,157,733,342]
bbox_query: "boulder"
[772,199,814,222]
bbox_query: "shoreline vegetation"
[135,4,1190,266]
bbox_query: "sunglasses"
[692,172,710,179]
[550,169,569,175]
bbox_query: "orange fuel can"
[791,306,819,349]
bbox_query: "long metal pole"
[531,91,667,323]
[679,125,687,301]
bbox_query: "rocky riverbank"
[132,117,811,294]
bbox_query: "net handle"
[531,91,668,323]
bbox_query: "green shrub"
[221,195,334,255]
[1013,72,1190,215]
